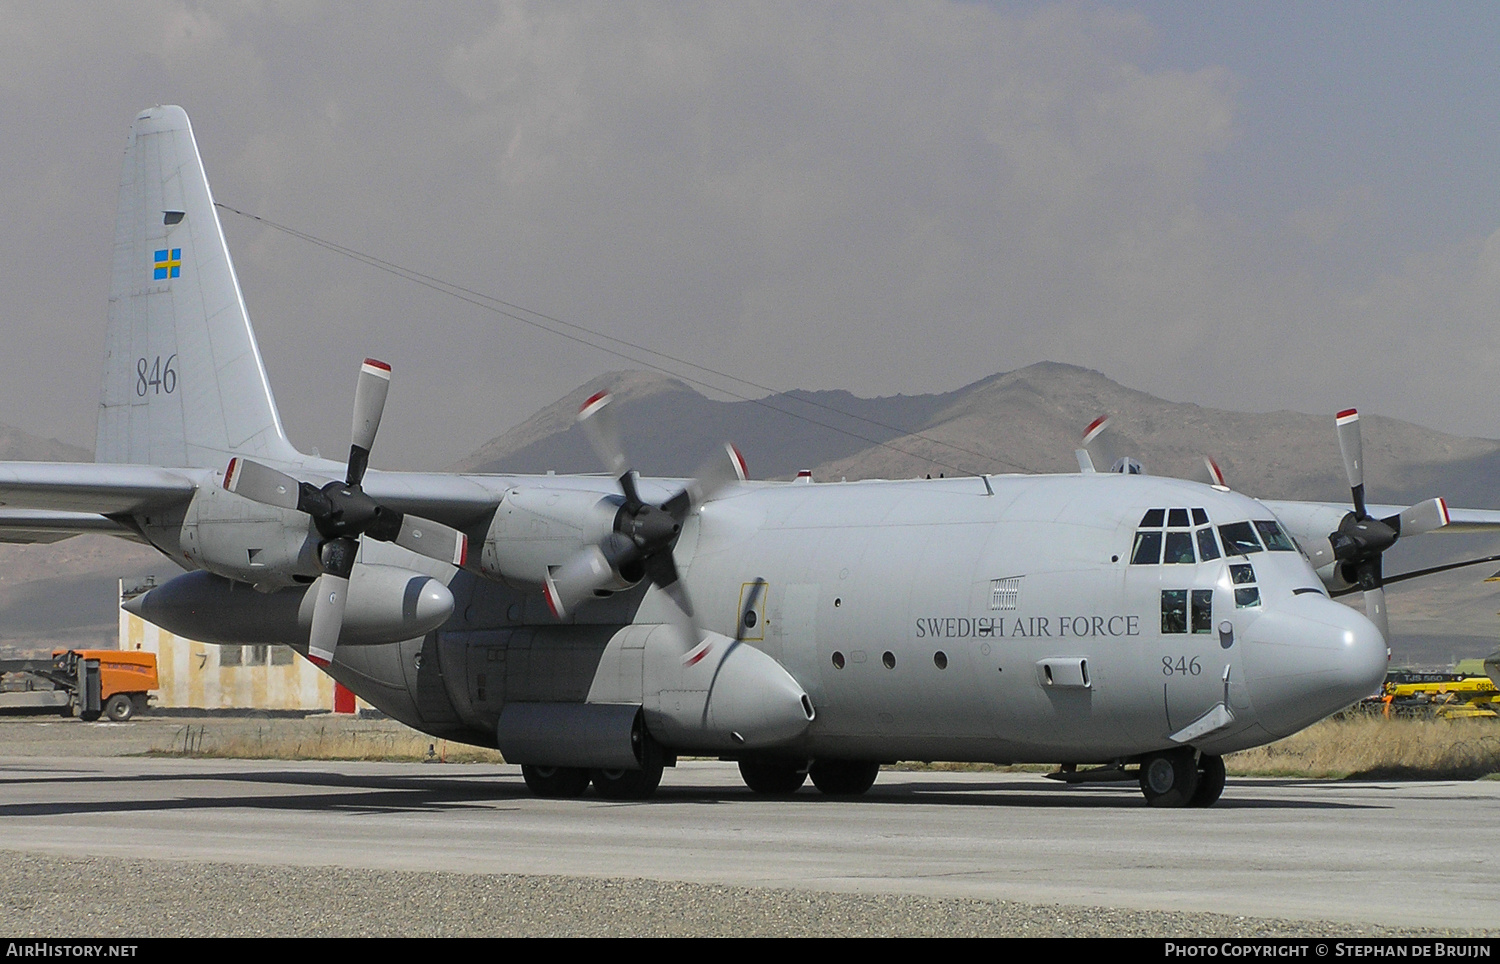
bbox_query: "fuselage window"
[1167,508,1190,528]
[1164,531,1196,564]
[1131,530,1163,565]
[1253,520,1296,552]
[1161,589,1187,634]
[1218,522,1264,556]
[1196,527,1221,561]
[1191,589,1213,633]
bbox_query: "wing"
[0,462,200,544]
[1264,499,1500,540]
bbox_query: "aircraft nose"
[1239,594,1387,738]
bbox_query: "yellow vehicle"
[1378,670,1499,720]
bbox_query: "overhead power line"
[215,202,1035,476]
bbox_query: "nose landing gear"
[1138,749,1225,807]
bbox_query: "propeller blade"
[675,442,749,511]
[383,514,469,567]
[1204,457,1226,488]
[347,358,391,486]
[307,572,350,664]
[578,391,629,479]
[543,542,620,619]
[224,457,302,510]
[1395,497,1450,537]
[1082,415,1110,445]
[1362,583,1390,646]
[666,585,706,661]
[1335,409,1366,516]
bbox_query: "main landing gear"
[520,737,667,801]
[737,758,881,797]
[1138,749,1225,807]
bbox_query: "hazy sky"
[3,1,1499,469]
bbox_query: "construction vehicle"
[0,649,158,721]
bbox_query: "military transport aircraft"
[3,105,1497,807]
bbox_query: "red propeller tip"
[580,391,611,418]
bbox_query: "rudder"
[95,105,298,468]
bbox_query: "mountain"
[454,361,1500,508]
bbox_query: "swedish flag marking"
[153,248,181,280]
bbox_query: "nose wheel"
[1139,749,1194,807]
[1138,750,1226,807]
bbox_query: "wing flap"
[0,509,141,544]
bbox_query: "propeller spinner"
[544,391,746,651]
[224,359,468,665]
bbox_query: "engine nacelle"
[124,564,455,647]
[172,479,320,588]
[480,485,626,588]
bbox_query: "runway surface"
[0,752,1494,935]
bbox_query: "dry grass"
[149,718,506,764]
[1226,715,1500,780]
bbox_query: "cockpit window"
[1192,507,1209,525]
[1164,531,1195,564]
[1140,508,1165,527]
[1167,508,1190,528]
[1253,520,1296,552]
[1229,563,1256,585]
[1196,527,1221,561]
[1218,522,1263,555]
[1131,531,1163,565]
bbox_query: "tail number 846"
[135,355,178,396]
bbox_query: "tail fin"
[95,106,299,468]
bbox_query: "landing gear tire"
[521,764,591,798]
[739,760,808,795]
[1138,749,1200,808]
[592,734,665,800]
[1189,754,1226,807]
[809,759,880,796]
[591,762,664,800]
[104,694,134,722]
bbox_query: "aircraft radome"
[4,106,1498,807]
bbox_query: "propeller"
[544,391,746,643]
[224,359,468,665]
[1318,408,1450,642]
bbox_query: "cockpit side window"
[1218,522,1263,555]
[1140,508,1166,527]
[1196,527,1221,561]
[1253,520,1296,552]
